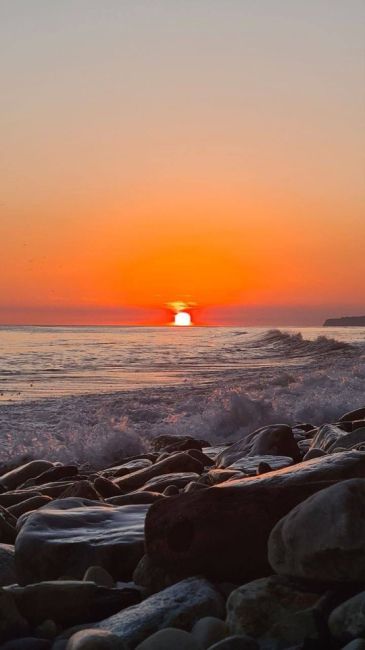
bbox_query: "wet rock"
[83,566,115,587]
[59,481,103,501]
[0,544,16,586]
[97,577,225,649]
[302,448,326,461]
[114,453,203,493]
[191,616,228,648]
[203,469,244,486]
[135,628,201,649]
[151,435,208,453]
[23,465,78,488]
[133,554,178,595]
[327,428,365,453]
[0,461,54,491]
[339,407,365,422]
[0,490,43,508]
[5,580,140,627]
[208,636,258,650]
[8,495,52,518]
[163,485,179,496]
[227,455,293,475]
[269,478,365,582]
[66,629,126,649]
[138,472,200,493]
[0,588,29,643]
[226,576,320,646]
[107,459,153,479]
[215,424,300,468]
[94,477,121,498]
[0,639,51,649]
[329,590,365,640]
[15,498,149,584]
[106,492,163,506]
[310,423,347,452]
[145,451,365,583]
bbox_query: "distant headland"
[323,315,365,326]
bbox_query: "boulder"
[0,461,54,491]
[15,498,149,584]
[226,576,321,646]
[0,544,16,586]
[106,492,163,506]
[227,455,293,475]
[97,577,225,649]
[94,477,121,498]
[329,590,365,640]
[106,459,153,479]
[114,453,203,492]
[145,451,365,583]
[191,616,228,648]
[66,629,125,649]
[23,465,78,487]
[59,481,103,501]
[340,407,365,422]
[8,495,52,518]
[0,491,43,508]
[151,435,208,452]
[5,580,139,627]
[269,478,365,582]
[135,628,201,650]
[138,473,200,493]
[310,423,348,452]
[327,428,365,453]
[215,425,299,468]
[0,588,29,643]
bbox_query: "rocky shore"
[1,407,365,648]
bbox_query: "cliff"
[323,315,365,327]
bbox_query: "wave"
[255,329,355,357]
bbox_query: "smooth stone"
[310,423,347,452]
[132,554,178,595]
[208,636,258,650]
[83,566,115,587]
[340,407,365,422]
[8,495,52,518]
[0,491,43,507]
[5,580,140,627]
[145,451,365,583]
[135,628,201,650]
[15,498,149,584]
[138,473,200,493]
[0,461,54,491]
[215,424,300,468]
[94,477,121,498]
[0,544,16,586]
[269,478,365,582]
[191,616,228,648]
[60,481,103,501]
[151,435,208,452]
[329,591,365,640]
[227,455,293,475]
[203,470,244,486]
[0,639,51,649]
[106,492,163,506]
[107,459,153,479]
[0,588,29,643]
[302,448,326,461]
[163,485,179,496]
[23,465,78,488]
[226,576,320,645]
[66,629,126,649]
[201,446,228,460]
[97,577,225,649]
[0,509,16,544]
[327,428,365,453]
[341,641,365,650]
[114,453,203,492]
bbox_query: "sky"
[1,0,364,326]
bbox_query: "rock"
[94,477,121,498]
[0,639,51,649]
[0,588,29,642]
[35,618,59,638]
[339,407,365,422]
[0,509,16,544]
[203,470,244,486]
[302,448,326,461]
[114,453,203,493]
[227,455,293,475]
[15,498,149,584]
[185,450,215,467]
[184,481,206,493]
[83,566,115,587]
[66,629,126,649]
[151,435,208,452]
[163,485,179,496]
[327,428,365,453]
[269,478,365,582]
[0,461,54,491]
[5,580,140,627]
[208,636,258,650]
[107,459,153,479]
[145,451,365,583]
[215,424,300,468]
[59,481,103,501]
[97,577,225,649]
[0,490,43,507]
[135,628,201,650]
[133,554,178,594]
[106,492,163,506]
[8,495,52,518]
[191,616,228,648]
[0,544,16,586]
[24,465,78,487]
[341,641,365,650]
[310,423,347,452]
[226,576,321,646]
[328,591,365,640]
[138,473,200,493]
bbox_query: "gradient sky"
[1,0,364,325]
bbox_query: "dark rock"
[191,616,228,648]
[0,509,16,544]
[132,554,179,595]
[15,498,149,584]
[135,628,200,649]
[8,495,52,518]
[208,636,258,649]
[310,423,348,452]
[215,424,300,467]
[138,473,200,493]
[0,639,51,649]
[269,478,365,582]
[83,566,115,587]
[97,577,224,649]
[151,435,209,452]
[105,492,163,506]
[339,407,365,422]
[0,588,29,643]
[0,544,16,586]
[59,481,103,501]
[144,451,365,583]
[163,485,179,496]
[106,459,153,479]
[66,628,125,649]
[5,580,140,627]
[0,491,43,508]
[227,455,293,475]
[114,453,203,493]
[94,477,121,498]
[0,461,54,491]
[23,465,78,488]
[203,469,244,486]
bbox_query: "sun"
[174,311,192,326]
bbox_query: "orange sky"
[1,1,364,325]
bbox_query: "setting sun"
[174,311,192,327]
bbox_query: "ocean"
[0,325,364,467]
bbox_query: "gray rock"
[135,628,201,649]
[5,580,140,627]
[226,576,320,646]
[269,479,365,582]
[302,448,326,461]
[15,498,149,584]
[0,461,54,491]
[83,566,115,587]
[97,577,225,649]
[0,544,16,586]
[328,590,365,640]
[191,616,228,648]
[66,629,125,649]
[208,636,258,650]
